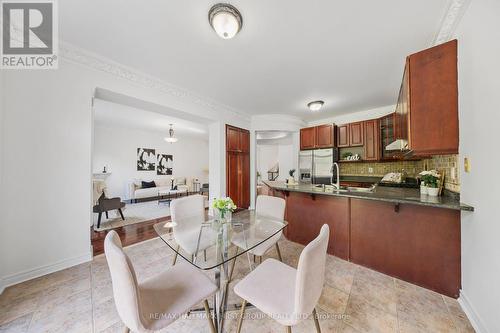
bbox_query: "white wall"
[0,51,249,289]
[250,115,304,208]
[256,135,296,182]
[307,105,395,126]
[256,145,278,182]
[93,124,208,199]
[455,1,500,332]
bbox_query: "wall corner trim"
[459,290,489,333]
[432,0,472,45]
[0,251,92,295]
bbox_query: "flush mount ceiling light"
[164,124,178,143]
[307,100,324,111]
[208,3,243,39]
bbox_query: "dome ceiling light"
[307,100,325,112]
[164,124,178,143]
[208,3,243,39]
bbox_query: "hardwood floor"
[91,216,170,256]
[91,206,240,256]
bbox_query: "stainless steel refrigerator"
[299,148,339,184]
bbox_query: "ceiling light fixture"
[308,100,325,111]
[208,3,242,39]
[164,124,178,143]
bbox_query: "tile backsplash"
[340,155,460,193]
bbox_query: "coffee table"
[157,189,187,205]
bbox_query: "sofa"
[127,177,190,202]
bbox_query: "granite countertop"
[263,180,474,211]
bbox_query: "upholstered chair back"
[255,195,286,220]
[294,224,330,316]
[171,194,205,222]
[104,231,143,332]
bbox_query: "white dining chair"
[104,231,217,333]
[170,194,213,265]
[229,195,286,281]
[234,224,330,333]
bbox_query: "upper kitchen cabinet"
[316,124,335,148]
[300,126,316,150]
[364,119,380,161]
[300,124,335,149]
[337,122,364,147]
[349,121,364,146]
[337,124,350,147]
[392,40,459,155]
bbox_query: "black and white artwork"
[137,148,156,171]
[157,154,173,175]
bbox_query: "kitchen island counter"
[263,180,473,211]
[262,180,470,298]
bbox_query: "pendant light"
[164,124,178,143]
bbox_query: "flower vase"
[214,209,232,224]
[427,187,439,196]
[420,185,428,195]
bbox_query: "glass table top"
[154,210,288,270]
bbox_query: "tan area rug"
[93,201,170,231]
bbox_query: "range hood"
[385,139,409,151]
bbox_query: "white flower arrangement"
[419,170,440,188]
[212,197,237,220]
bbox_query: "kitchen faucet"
[331,162,340,189]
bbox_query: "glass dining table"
[154,210,288,333]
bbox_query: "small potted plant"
[287,169,296,185]
[212,197,237,223]
[419,170,440,196]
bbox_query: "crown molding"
[59,42,250,122]
[432,0,471,45]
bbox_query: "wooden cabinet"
[300,124,335,149]
[379,114,399,160]
[350,199,460,297]
[282,192,350,260]
[270,190,462,298]
[336,122,363,148]
[300,126,316,150]
[227,125,250,153]
[315,124,335,148]
[395,40,459,155]
[239,130,250,153]
[364,119,380,161]
[226,125,250,209]
[349,121,364,146]
[226,126,241,152]
[337,124,350,147]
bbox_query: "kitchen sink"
[314,184,377,193]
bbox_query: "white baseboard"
[459,290,488,333]
[0,252,92,295]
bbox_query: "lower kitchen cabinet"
[277,192,350,260]
[270,190,461,298]
[350,199,460,297]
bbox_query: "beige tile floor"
[0,238,475,333]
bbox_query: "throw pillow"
[141,181,156,188]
